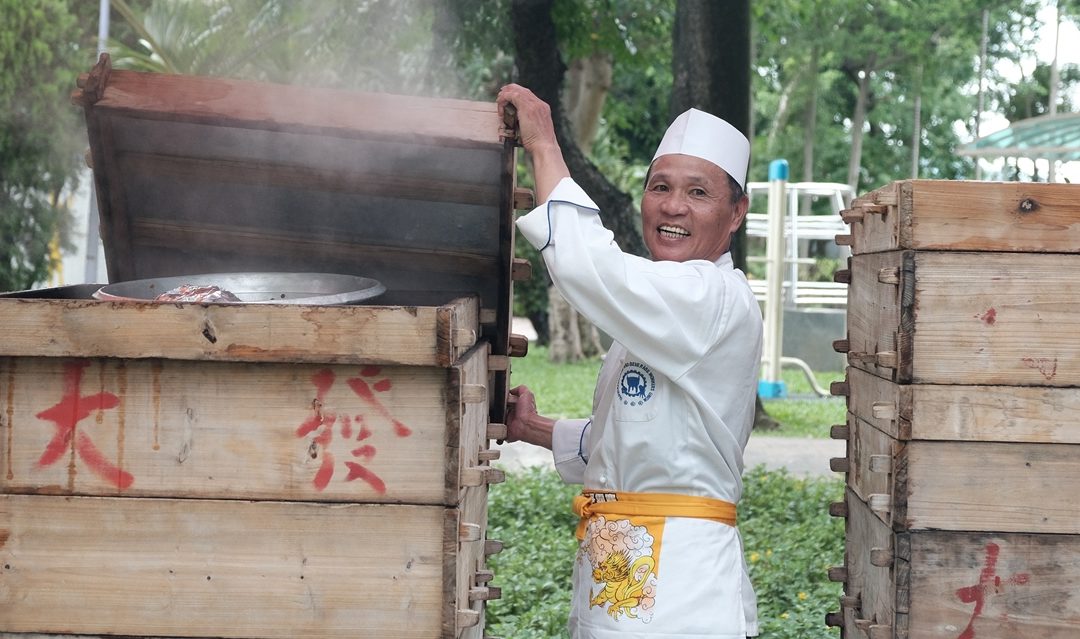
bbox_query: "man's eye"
[651,184,669,192]
[690,188,707,196]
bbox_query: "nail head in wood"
[830,424,850,440]
[829,457,850,473]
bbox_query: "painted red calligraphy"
[955,542,1030,639]
[295,367,412,494]
[35,360,132,489]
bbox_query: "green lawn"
[510,345,846,437]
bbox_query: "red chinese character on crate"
[35,360,133,489]
[295,366,411,494]
[954,542,1030,639]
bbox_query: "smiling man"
[497,84,763,639]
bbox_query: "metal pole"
[760,159,788,399]
[1049,0,1061,182]
[83,0,110,284]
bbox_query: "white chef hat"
[652,108,750,190]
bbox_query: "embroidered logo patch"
[617,362,656,406]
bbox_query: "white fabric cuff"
[515,177,600,251]
[551,417,591,485]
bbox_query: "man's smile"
[658,224,690,239]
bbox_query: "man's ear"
[731,195,750,234]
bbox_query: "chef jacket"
[516,177,764,638]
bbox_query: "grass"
[510,345,847,437]
[486,466,844,638]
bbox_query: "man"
[497,84,763,639]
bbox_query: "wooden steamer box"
[0,55,531,638]
[827,180,1080,639]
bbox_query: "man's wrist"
[524,413,555,450]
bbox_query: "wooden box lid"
[71,54,520,355]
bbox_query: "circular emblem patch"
[617,361,656,407]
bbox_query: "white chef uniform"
[516,177,763,638]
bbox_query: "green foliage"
[0,0,87,291]
[507,345,601,419]
[486,466,844,638]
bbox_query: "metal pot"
[93,272,386,305]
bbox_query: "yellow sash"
[572,490,737,540]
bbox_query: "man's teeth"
[659,225,690,238]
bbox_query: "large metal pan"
[93,272,386,305]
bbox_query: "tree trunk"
[847,67,872,191]
[910,64,923,178]
[565,53,614,155]
[671,0,750,270]
[801,44,820,216]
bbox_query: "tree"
[0,0,89,291]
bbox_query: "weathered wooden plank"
[846,180,1080,255]
[842,489,900,639]
[847,365,1080,444]
[0,298,475,367]
[0,357,457,504]
[904,440,1080,534]
[77,68,502,148]
[848,251,1080,386]
[908,530,1080,639]
[0,495,447,638]
[847,415,897,529]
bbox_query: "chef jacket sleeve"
[551,417,591,484]
[516,177,752,381]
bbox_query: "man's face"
[640,154,748,263]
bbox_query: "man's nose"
[660,192,690,215]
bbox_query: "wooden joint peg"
[839,595,861,609]
[830,424,850,440]
[878,267,901,285]
[479,309,498,325]
[835,234,853,247]
[508,333,529,358]
[875,351,898,369]
[868,454,892,474]
[456,609,480,628]
[824,611,843,628]
[830,381,850,397]
[839,208,864,224]
[474,569,495,584]
[832,338,850,353]
[484,539,504,556]
[869,547,894,567]
[513,187,535,210]
[84,147,94,169]
[871,402,897,420]
[486,423,508,440]
[462,466,506,487]
[868,625,892,639]
[469,586,502,601]
[452,328,477,348]
[833,268,852,284]
[477,449,501,462]
[874,189,898,206]
[827,567,848,583]
[511,257,533,281]
[829,457,850,473]
[854,618,872,631]
[459,523,482,543]
[828,501,848,518]
[461,384,487,404]
[488,355,510,371]
[868,494,892,515]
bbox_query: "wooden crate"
[837,180,1080,256]
[0,297,505,638]
[828,180,1080,638]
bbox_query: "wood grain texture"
[848,179,1080,255]
[847,415,898,529]
[843,489,901,639]
[0,298,474,367]
[0,495,447,638]
[846,251,906,383]
[0,357,457,504]
[908,530,1080,639]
